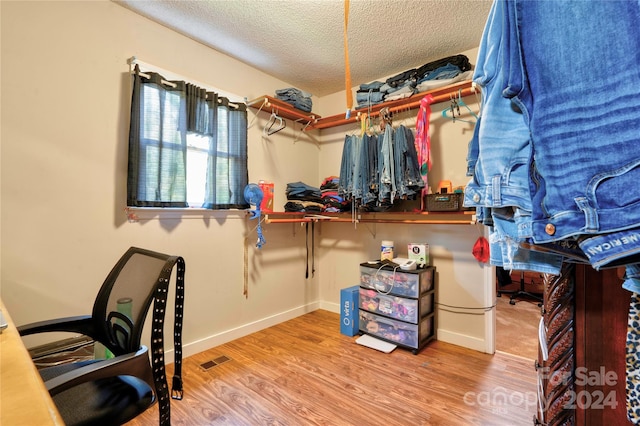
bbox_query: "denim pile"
[320,176,348,213]
[466,2,640,419]
[284,181,323,213]
[356,55,473,109]
[275,88,313,112]
[338,125,424,210]
[356,81,385,110]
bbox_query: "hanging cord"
[435,300,497,315]
[243,212,266,299]
[244,235,249,298]
[255,217,266,249]
[312,221,316,277]
[373,263,398,295]
[344,0,353,118]
[305,222,310,279]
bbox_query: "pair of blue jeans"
[468,0,640,273]
[509,0,640,251]
[464,0,563,274]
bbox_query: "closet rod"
[265,218,314,224]
[328,218,476,225]
[264,216,475,225]
[308,82,475,130]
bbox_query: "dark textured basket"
[424,193,462,212]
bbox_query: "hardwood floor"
[127,310,537,425]
[495,295,541,361]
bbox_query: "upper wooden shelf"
[247,80,475,132]
[309,80,475,130]
[246,95,321,125]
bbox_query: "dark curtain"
[128,65,248,209]
[127,65,187,207]
[203,97,248,209]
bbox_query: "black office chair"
[18,247,185,426]
[496,266,542,306]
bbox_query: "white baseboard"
[163,301,321,364]
[319,300,340,314]
[163,301,492,364]
[436,329,492,354]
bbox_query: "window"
[127,64,249,210]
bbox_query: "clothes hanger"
[379,107,392,131]
[441,90,478,124]
[395,105,415,129]
[263,109,286,136]
[362,113,379,136]
[456,89,479,120]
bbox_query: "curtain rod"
[127,56,241,109]
[128,56,176,88]
[137,70,177,88]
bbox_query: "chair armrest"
[45,346,152,396]
[17,315,95,337]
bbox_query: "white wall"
[1,1,494,359]
[1,1,321,358]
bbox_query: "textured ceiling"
[115,0,493,97]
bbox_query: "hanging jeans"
[339,134,379,205]
[378,125,395,202]
[464,0,563,273]
[464,0,532,213]
[508,0,640,271]
[393,126,424,198]
[338,135,354,200]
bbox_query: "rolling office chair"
[496,266,543,306]
[18,247,185,426]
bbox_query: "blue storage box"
[340,285,360,336]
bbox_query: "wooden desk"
[0,300,63,425]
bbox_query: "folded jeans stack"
[355,54,473,105]
[356,81,385,109]
[275,88,313,112]
[284,181,323,213]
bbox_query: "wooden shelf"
[248,80,475,132]
[247,95,320,125]
[307,80,475,130]
[263,210,476,225]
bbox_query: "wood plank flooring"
[495,295,540,361]
[126,310,537,425]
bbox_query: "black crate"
[424,193,462,212]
